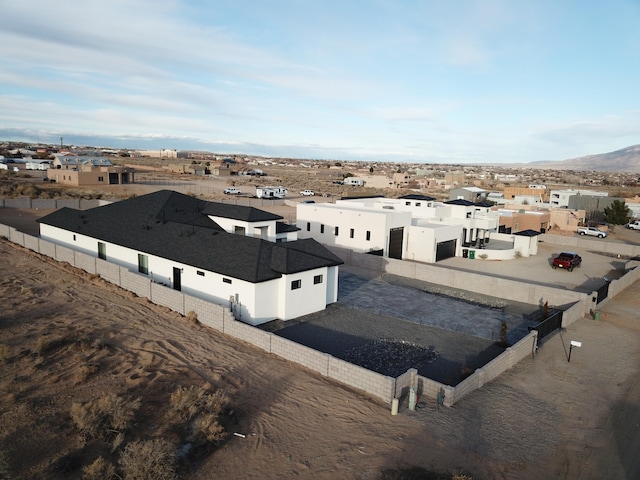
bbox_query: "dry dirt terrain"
[1,210,640,479]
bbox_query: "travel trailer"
[256,186,288,199]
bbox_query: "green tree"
[603,199,631,225]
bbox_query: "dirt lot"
[1,206,640,479]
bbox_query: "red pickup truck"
[552,252,582,271]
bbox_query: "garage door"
[436,239,456,261]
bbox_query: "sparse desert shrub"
[74,362,100,384]
[478,253,488,260]
[119,439,177,480]
[71,394,141,438]
[170,385,226,421]
[192,413,225,444]
[82,456,116,480]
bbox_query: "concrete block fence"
[4,219,637,409]
[0,223,396,405]
[0,197,106,210]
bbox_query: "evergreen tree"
[603,199,631,225]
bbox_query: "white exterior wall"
[407,221,462,263]
[296,203,411,255]
[277,268,333,320]
[209,216,276,241]
[40,223,319,325]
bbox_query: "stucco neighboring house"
[296,195,510,263]
[48,155,134,186]
[449,186,488,203]
[37,190,342,326]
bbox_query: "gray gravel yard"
[265,266,541,385]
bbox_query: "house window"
[73,234,76,241]
[334,226,339,236]
[98,242,106,260]
[416,202,421,207]
[405,201,411,206]
[320,224,324,234]
[223,278,232,284]
[350,228,354,238]
[197,271,205,276]
[98,176,104,182]
[291,279,301,290]
[366,231,371,241]
[306,222,310,231]
[314,274,323,284]
[138,254,148,274]
[234,226,246,235]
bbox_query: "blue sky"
[1,0,639,164]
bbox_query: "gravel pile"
[342,338,439,377]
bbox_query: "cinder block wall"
[120,268,152,300]
[184,295,225,332]
[74,251,97,274]
[328,357,395,404]
[150,282,184,315]
[54,244,75,265]
[96,258,120,284]
[270,336,330,377]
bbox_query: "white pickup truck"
[626,221,640,230]
[577,226,608,238]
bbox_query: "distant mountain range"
[528,145,640,173]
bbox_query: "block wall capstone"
[74,251,97,274]
[223,319,272,352]
[184,295,225,331]
[270,336,330,377]
[328,356,395,404]
[120,269,152,299]
[96,259,120,284]
[55,244,76,265]
[23,234,40,253]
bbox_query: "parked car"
[552,252,582,271]
[626,221,640,230]
[300,190,315,196]
[577,226,607,238]
[223,187,242,195]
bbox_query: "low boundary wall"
[0,223,395,405]
[3,218,637,409]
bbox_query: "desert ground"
[1,169,640,479]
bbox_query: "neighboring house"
[449,186,488,203]
[37,190,342,325]
[48,156,134,186]
[549,189,608,208]
[503,184,549,203]
[497,208,550,234]
[296,195,502,263]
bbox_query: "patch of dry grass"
[82,456,116,480]
[119,439,177,480]
[70,394,141,438]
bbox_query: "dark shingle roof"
[399,194,436,201]
[38,190,342,283]
[444,199,475,206]
[202,202,282,222]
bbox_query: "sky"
[1,0,640,164]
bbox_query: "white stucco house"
[296,195,504,263]
[37,190,343,326]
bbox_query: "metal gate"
[436,239,456,261]
[528,310,563,342]
[595,282,610,304]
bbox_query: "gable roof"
[38,190,342,283]
[202,202,282,222]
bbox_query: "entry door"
[388,227,404,260]
[172,267,182,291]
